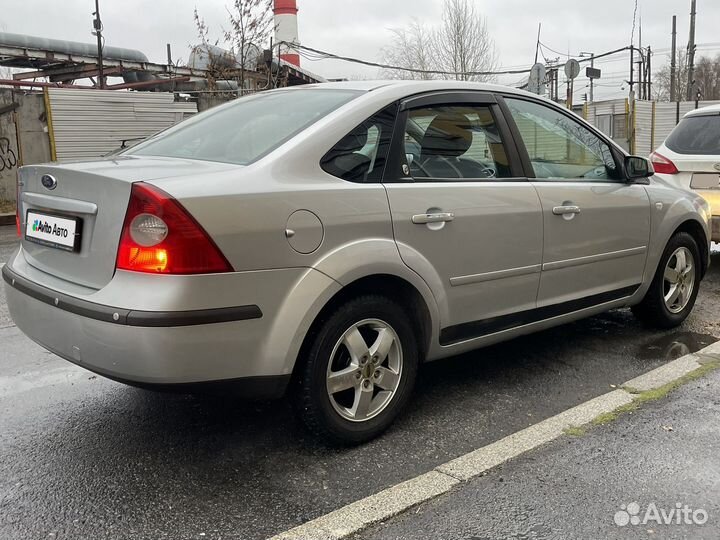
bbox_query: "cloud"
[3,0,720,99]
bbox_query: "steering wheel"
[410,158,433,178]
[478,165,497,178]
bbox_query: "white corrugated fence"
[47,88,197,161]
[586,98,720,156]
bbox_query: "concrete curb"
[0,213,14,226]
[624,341,720,392]
[269,343,720,540]
[437,389,632,481]
[272,471,460,540]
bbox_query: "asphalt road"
[1,225,720,540]
[359,368,720,540]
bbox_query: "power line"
[285,42,535,76]
[539,41,579,58]
[282,41,632,80]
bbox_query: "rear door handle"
[412,212,455,224]
[552,205,581,216]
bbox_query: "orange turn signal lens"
[123,247,169,273]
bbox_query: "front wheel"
[295,295,419,445]
[632,232,701,329]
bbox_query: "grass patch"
[565,359,720,436]
[0,199,15,214]
[563,426,587,437]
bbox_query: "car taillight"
[116,182,233,274]
[649,152,679,175]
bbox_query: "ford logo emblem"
[41,174,57,190]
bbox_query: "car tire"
[294,295,419,445]
[632,232,701,329]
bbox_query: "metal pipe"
[106,76,190,90]
[0,79,88,88]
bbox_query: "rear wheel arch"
[673,219,708,278]
[292,274,433,382]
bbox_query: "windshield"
[127,89,362,165]
[665,115,720,155]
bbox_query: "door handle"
[412,212,455,224]
[552,205,581,216]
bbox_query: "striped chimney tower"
[274,0,300,67]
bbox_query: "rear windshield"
[127,89,362,165]
[665,114,720,155]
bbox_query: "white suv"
[651,104,720,241]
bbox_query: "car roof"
[684,103,720,118]
[300,79,542,100]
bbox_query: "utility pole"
[93,0,104,89]
[534,23,542,64]
[629,45,634,95]
[670,15,677,101]
[580,52,595,102]
[590,53,595,103]
[686,0,697,101]
[646,46,652,100]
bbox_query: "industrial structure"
[0,0,319,93]
[0,0,322,208]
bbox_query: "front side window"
[127,89,362,166]
[506,98,621,181]
[320,104,397,183]
[665,115,720,155]
[403,104,512,181]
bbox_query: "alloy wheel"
[663,246,695,314]
[325,318,403,422]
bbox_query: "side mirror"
[625,155,654,181]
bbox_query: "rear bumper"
[712,216,720,243]
[2,251,340,395]
[3,263,289,396]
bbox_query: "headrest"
[420,112,473,158]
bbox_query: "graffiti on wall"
[0,137,17,172]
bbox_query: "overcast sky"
[3,0,720,101]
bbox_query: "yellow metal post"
[43,87,57,161]
[651,101,656,152]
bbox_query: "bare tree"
[381,20,437,80]
[653,49,688,101]
[693,54,720,100]
[193,1,273,94]
[434,0,497,81]
[380,0,497,81]
[654,50,720,101]
[192,8,230,90]
[224,0,274,93]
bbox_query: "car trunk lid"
[18,156,238,290]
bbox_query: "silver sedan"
[4,81,711,443]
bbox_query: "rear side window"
[665,115,720,155]
[320,104,398,183]
[403,104,512,180]
[127,89,362,165]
